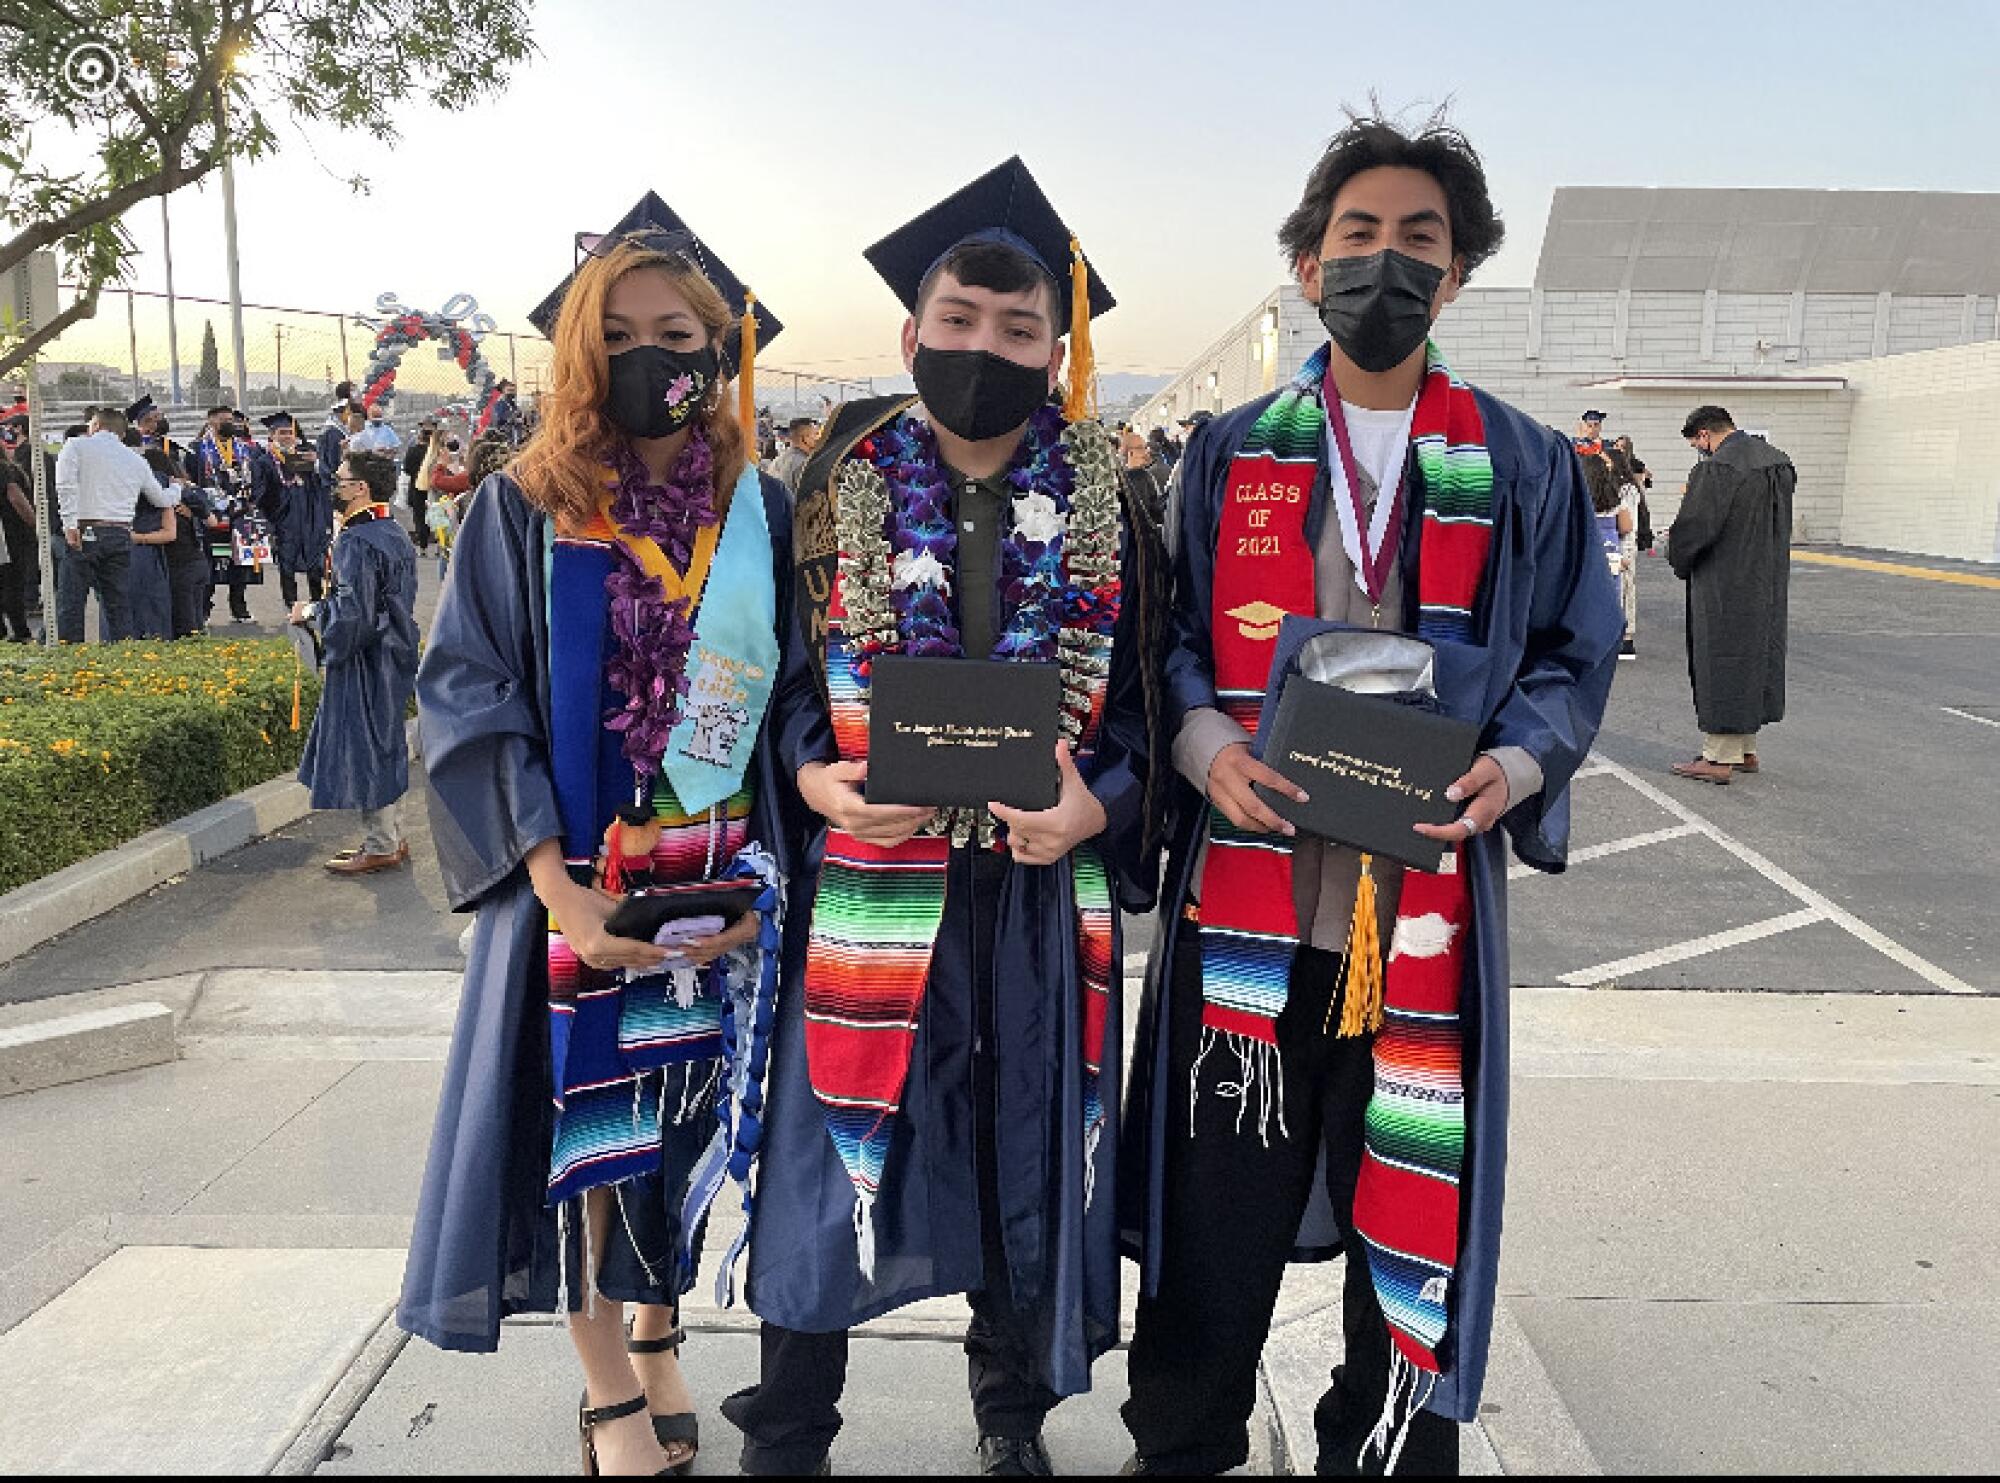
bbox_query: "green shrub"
[0,639,323,894]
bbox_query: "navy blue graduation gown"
[255,447,333,575]
[744,486,1155,1400]
[296,514,419,811]
[397,471,818,1354]
[1121,382,1622,1423]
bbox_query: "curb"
[0,718,421,968]
[0,1000,175,1098]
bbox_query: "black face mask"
[603,343,719,440]
[1316,249,1447,374]
[912,345,1051,443]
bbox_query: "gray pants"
[360,801,402,857]
[56,525,131,643]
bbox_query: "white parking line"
[1587,754,1979,994]
[1559,908,1824,986]
[1942,706,2000,731]
[1508,822,1700,880]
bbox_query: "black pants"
[720,848,1060,1474]
[167,556,208,637]
[224,565,252,620]
[1122,933,1459,1476]
[0,551,29,640]
[409,490,431,551]
[278,564,324,607]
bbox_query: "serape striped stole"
[542,527,752,1206]
[1195,342,1494,1376]
[802,440,1120,1277]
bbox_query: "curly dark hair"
[1581,451,1622,514]
[1278,104,1506,283]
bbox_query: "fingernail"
[1445,785,1464,803]
[1282,823,1297,837]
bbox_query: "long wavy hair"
[510,242,748,532]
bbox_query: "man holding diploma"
[725,158,1160,1476]
[1120,111,1622,1476]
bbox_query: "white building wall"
[1818,342,2000,563]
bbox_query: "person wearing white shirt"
[53,408,175,642]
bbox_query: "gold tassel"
[290,651,302,733]
[738,290,758,441]
[1332,853,1385,1037]
[1063,236,1096,422]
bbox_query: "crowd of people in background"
[0,373,532,646]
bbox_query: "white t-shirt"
[1339,400,1416,506]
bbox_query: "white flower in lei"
[892,548,952,593]
[1012,491,1065,546]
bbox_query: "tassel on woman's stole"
[1331,853,1385,1037]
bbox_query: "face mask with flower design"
[603,343,720,440]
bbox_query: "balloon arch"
[353,292,507,433]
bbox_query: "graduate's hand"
[1207,742,1305,837]
[989,741,1107,867]
[545,880,671,976]
[677,910,760,968]
[798,759,936,848]
[287,602,313,626]
[1413,754,1509,844]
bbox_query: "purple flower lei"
[600,430,721,777]
[608,427,716,570]
[868,404,1075,663]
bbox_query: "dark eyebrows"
[602,310,697,326]
[1331,208,1446,232]
[933,292,1046,325]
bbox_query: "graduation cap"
[261,411,297,432]
[126,395,158,424]
[864,156,1114,420]
[529,191,781,435]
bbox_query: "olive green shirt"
[942,463,1012,654]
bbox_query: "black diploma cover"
[864,655,1062,810]
[1253,678,1481,873]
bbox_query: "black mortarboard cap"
[528,191,782,371]
[126,395,157,423]
[261,411,297,431]
[863,156,1114,325]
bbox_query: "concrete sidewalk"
[3,966,1995,1475]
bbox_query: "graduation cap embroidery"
[1227,600,1291,643]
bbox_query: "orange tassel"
[737,291,758,442]
[290,653,302,732]
[1063,236,1097,422]
[1332,853,1385,1037]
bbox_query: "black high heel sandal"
[628,1327,699,1475]
[578,1392,677,1477]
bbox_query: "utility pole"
[216,83,249,408]
[161,194,183,404]
[126,288,142,400]
[274,323,291,406]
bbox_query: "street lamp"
[273,323,292,407]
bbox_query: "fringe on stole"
[852,1190,878,1283]
[1361,1347,1438,1476]
[1082,1120,1103,1214]
[1188,1026,1290,1146]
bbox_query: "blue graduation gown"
[396,471,818,1354]
[255,447,333,575]
[296,514,419,811]
[744,470,1155,1400]
[1120,382,1622,1423]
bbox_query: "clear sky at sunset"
[32,0,2000,381]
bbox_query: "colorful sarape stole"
[1194,342,1493,1385]
[542,477,773,1209]
[801,413,1123,1277]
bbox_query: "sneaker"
[1619,639,1636,660]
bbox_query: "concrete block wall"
[1818,342,2000,563]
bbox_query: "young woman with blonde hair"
[397,225,816,1476]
